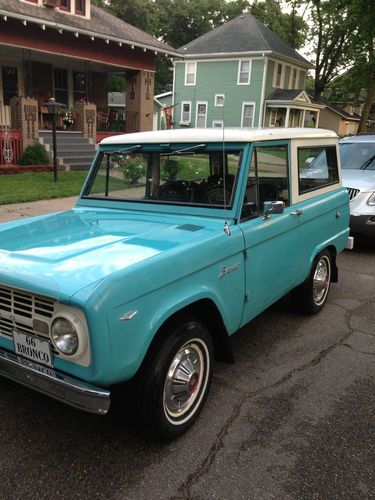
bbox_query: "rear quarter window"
[298,146,339,194]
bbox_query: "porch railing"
[0,130,22,166]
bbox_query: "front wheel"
[292,250,332,315]
[133,317,213,440]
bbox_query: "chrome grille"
[347,187,360,201]
[0,285,58,354]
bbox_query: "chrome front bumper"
[0,348,110,415]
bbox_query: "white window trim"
[241,102,256,127]
[273,62,284,88]
[214,94,225,107]
[212,120,223,128]
[184,61,197,86]
[180,101,191,124]
[195,101,208,128]
[237,59,252,85]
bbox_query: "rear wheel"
[292,250,332,314]
[133,317,213,440]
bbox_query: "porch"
[264,90,324,128]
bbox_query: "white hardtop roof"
[100,128,338,146]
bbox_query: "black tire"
[292,249,332,315]
[133,316,213,440]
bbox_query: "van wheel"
[134,317,213,440]
[293,250,332,315]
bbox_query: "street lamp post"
[43,98,65,182]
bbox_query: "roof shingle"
[179,13,311,67]
[0,0,178,54]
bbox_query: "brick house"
[0,0,179,166]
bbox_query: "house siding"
[174,59,264,128]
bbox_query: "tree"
[346,0,375,132]
[250,0,308,50]
[307,0,358,97]
[101,0,158,36]
[154,0,249,48]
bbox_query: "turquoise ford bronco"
[0,128,350,439]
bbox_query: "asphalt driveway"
[0,201,374,499]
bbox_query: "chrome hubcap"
[164,340,205,420]
[313,256,330,305]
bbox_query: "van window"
[241,144,289,220]
[298,146,339,194]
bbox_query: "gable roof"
[0,0,179,56]
[179,12,311,67]
[267,89,311,102]
[311,95,361,121]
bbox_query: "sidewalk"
[0,196,78,223]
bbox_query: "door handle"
[290,209,303,216]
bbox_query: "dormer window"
[59,0,71,11]
[75,0,85,15]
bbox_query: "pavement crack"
[342,343,375,357]
[212,376,247,394]
[174,311,355,499]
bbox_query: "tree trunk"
[358,78,375,133]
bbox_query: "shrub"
[119,156,146,184]
[19,143,50,166]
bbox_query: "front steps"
[38,130,96,171]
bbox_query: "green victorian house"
[171,12,322,129]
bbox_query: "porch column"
[74,102,97,142]
[10,97,39,151]
[285,107,290,127]
[126,70,154,133]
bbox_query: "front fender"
[100,254,245,384]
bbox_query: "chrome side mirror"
[263,200,284,220]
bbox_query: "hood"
[0,208,215,299]
[341,169,375,191]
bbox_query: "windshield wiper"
[360,153,375,170]
[105,145,142,155]
[161,144,206,156]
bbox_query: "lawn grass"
[0,171,91,205]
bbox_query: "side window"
[298,146,339,194]
[242,145,289,220]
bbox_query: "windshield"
[339,142,375,170]
[83,146,243,208]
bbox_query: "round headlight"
[51,317,79,355]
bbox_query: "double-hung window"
[75,0,86,15]
[185,62,196,85]
[238,60,251,85]
[59,0,71,11]
[273,62,283,88]
[290,68,298,89]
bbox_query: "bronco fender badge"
[218,263,240,278]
